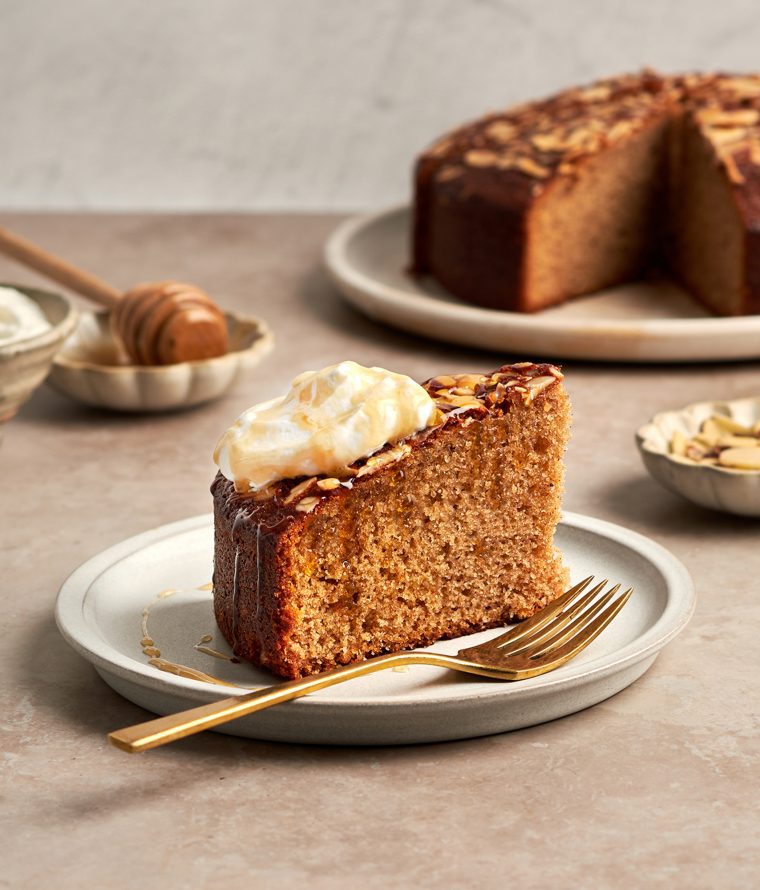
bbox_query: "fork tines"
[460,576,634,665]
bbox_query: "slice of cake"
[412,70,760,315]
[212,360,570,679]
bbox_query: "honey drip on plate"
[194,632,239,663]
[146,658,238,687]
[139,583,244,688]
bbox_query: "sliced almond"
[717,435,760,449]
[485,121,517,143]
[464,149,500,168]
[531,133,566,153]
[355,443,411,478]
[700,418,723,439]
[577,84,612,103]
[316,477,341,491]
[718,447,760,470]
[705,127,749,147]
[524,375,557,398]
[295,496,321,513]
[436,166,463,183]
[670,430,689,456]
[697,108,760,127]
[283,476,317,505]
[709,414,754,436]
[515,157,550,178]
[722,152,746,185]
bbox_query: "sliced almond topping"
[355,443,412,478]
[452,373,487,388]
[295,496,320,513]
[524,375,557,398]
[428,375,456,388]
[316,477,341,491]
[515,157,550,178]
[697,108,760,127]
[464,149,500,168]
[531,133,566,153]
[706,127,749,147]
[606,120,636,142]
[485,121,517,143]
[428,137,453,157]
[721,77,760,98]
[577,84,612,103]
[439,393,482,409]
[436,166,463,183]
[722,152,746,185]
[283,476,317,505]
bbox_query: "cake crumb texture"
[213,367,570,679]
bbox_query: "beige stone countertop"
[1,214,758,889]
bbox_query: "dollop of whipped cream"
[0,286,51,346]
[214,361,439,490]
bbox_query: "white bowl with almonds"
[636,397,760,516]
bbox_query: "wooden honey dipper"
[0,225,228,365]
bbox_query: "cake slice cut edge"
[212,363,571,679]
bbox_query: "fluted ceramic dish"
[637,397,760,516]
[48,309,273,412]
[0,284,77,422]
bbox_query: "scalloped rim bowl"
[636,396,760,516]
[0,284,78,422]
[48,309,273,412]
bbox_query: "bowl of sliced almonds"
[636,396,760,516]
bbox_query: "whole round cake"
[412,70,760,315]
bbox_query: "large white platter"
[56,513,694,746]
[325,205,760,363]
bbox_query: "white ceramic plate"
[325,205,760,363]
[55,512,694,746]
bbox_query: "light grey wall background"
[3,0,760,211]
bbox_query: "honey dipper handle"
[0,225,122,307]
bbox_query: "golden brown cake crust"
[212,363,569,678]
[412,70,760,315]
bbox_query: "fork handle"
[109,650,465,753]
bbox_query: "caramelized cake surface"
[413,71,760,315]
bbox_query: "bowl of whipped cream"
[0,284,77,421]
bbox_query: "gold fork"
[109,576,632,753]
